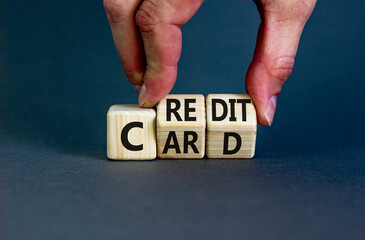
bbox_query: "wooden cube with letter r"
[107,105,156,160]
[157,94,206,159]
[206,94,257,158]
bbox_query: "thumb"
[246,0,316,126]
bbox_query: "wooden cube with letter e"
[206,94,257,158]
[157,94,206,159]
[107,105,156,160]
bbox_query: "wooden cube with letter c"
[206,94,257,158]
[157,94,206,159]
[107,105,156,160]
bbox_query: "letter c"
[121,122,143,151]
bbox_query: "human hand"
[104,0,317,126]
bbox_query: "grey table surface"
[1,0,364,239]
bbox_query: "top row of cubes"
[107,94,257,160]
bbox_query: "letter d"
[223,132,241,155]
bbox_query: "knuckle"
[103,0,131,24]
[264,0,314,23]
[293,0,314,21]
[136,0,160,32]
[269,56,295,84]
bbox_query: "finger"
[136,0,204,107]
[246,0,316,126]
[104,0,145,92]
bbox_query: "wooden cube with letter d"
[206,94,257,158]
[157,94,206,159]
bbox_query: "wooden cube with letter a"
[157,94,206,159]
[206,94,257,158]
[107,105,156,160]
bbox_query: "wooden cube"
[206,94,257,158]
[107,105,156,160]
[156,94,206,159]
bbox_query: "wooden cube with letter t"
[206,94,257,158]
[157,94,206,159]
[107,105,156,160]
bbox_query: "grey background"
[1,0,364,239]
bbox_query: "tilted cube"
[206,94,257,158]
[107,105,156,160]
[157,94,206,159]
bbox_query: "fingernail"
[138,84,147,107]
[264,95,277,126]
[132,84,141,94]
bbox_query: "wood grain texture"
[157,95,206,159]
[206,94,257,158]
[107,105,156,160]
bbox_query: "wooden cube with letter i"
[206,94,257,158]
[107,105,156,160]
[156,94,206,159]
